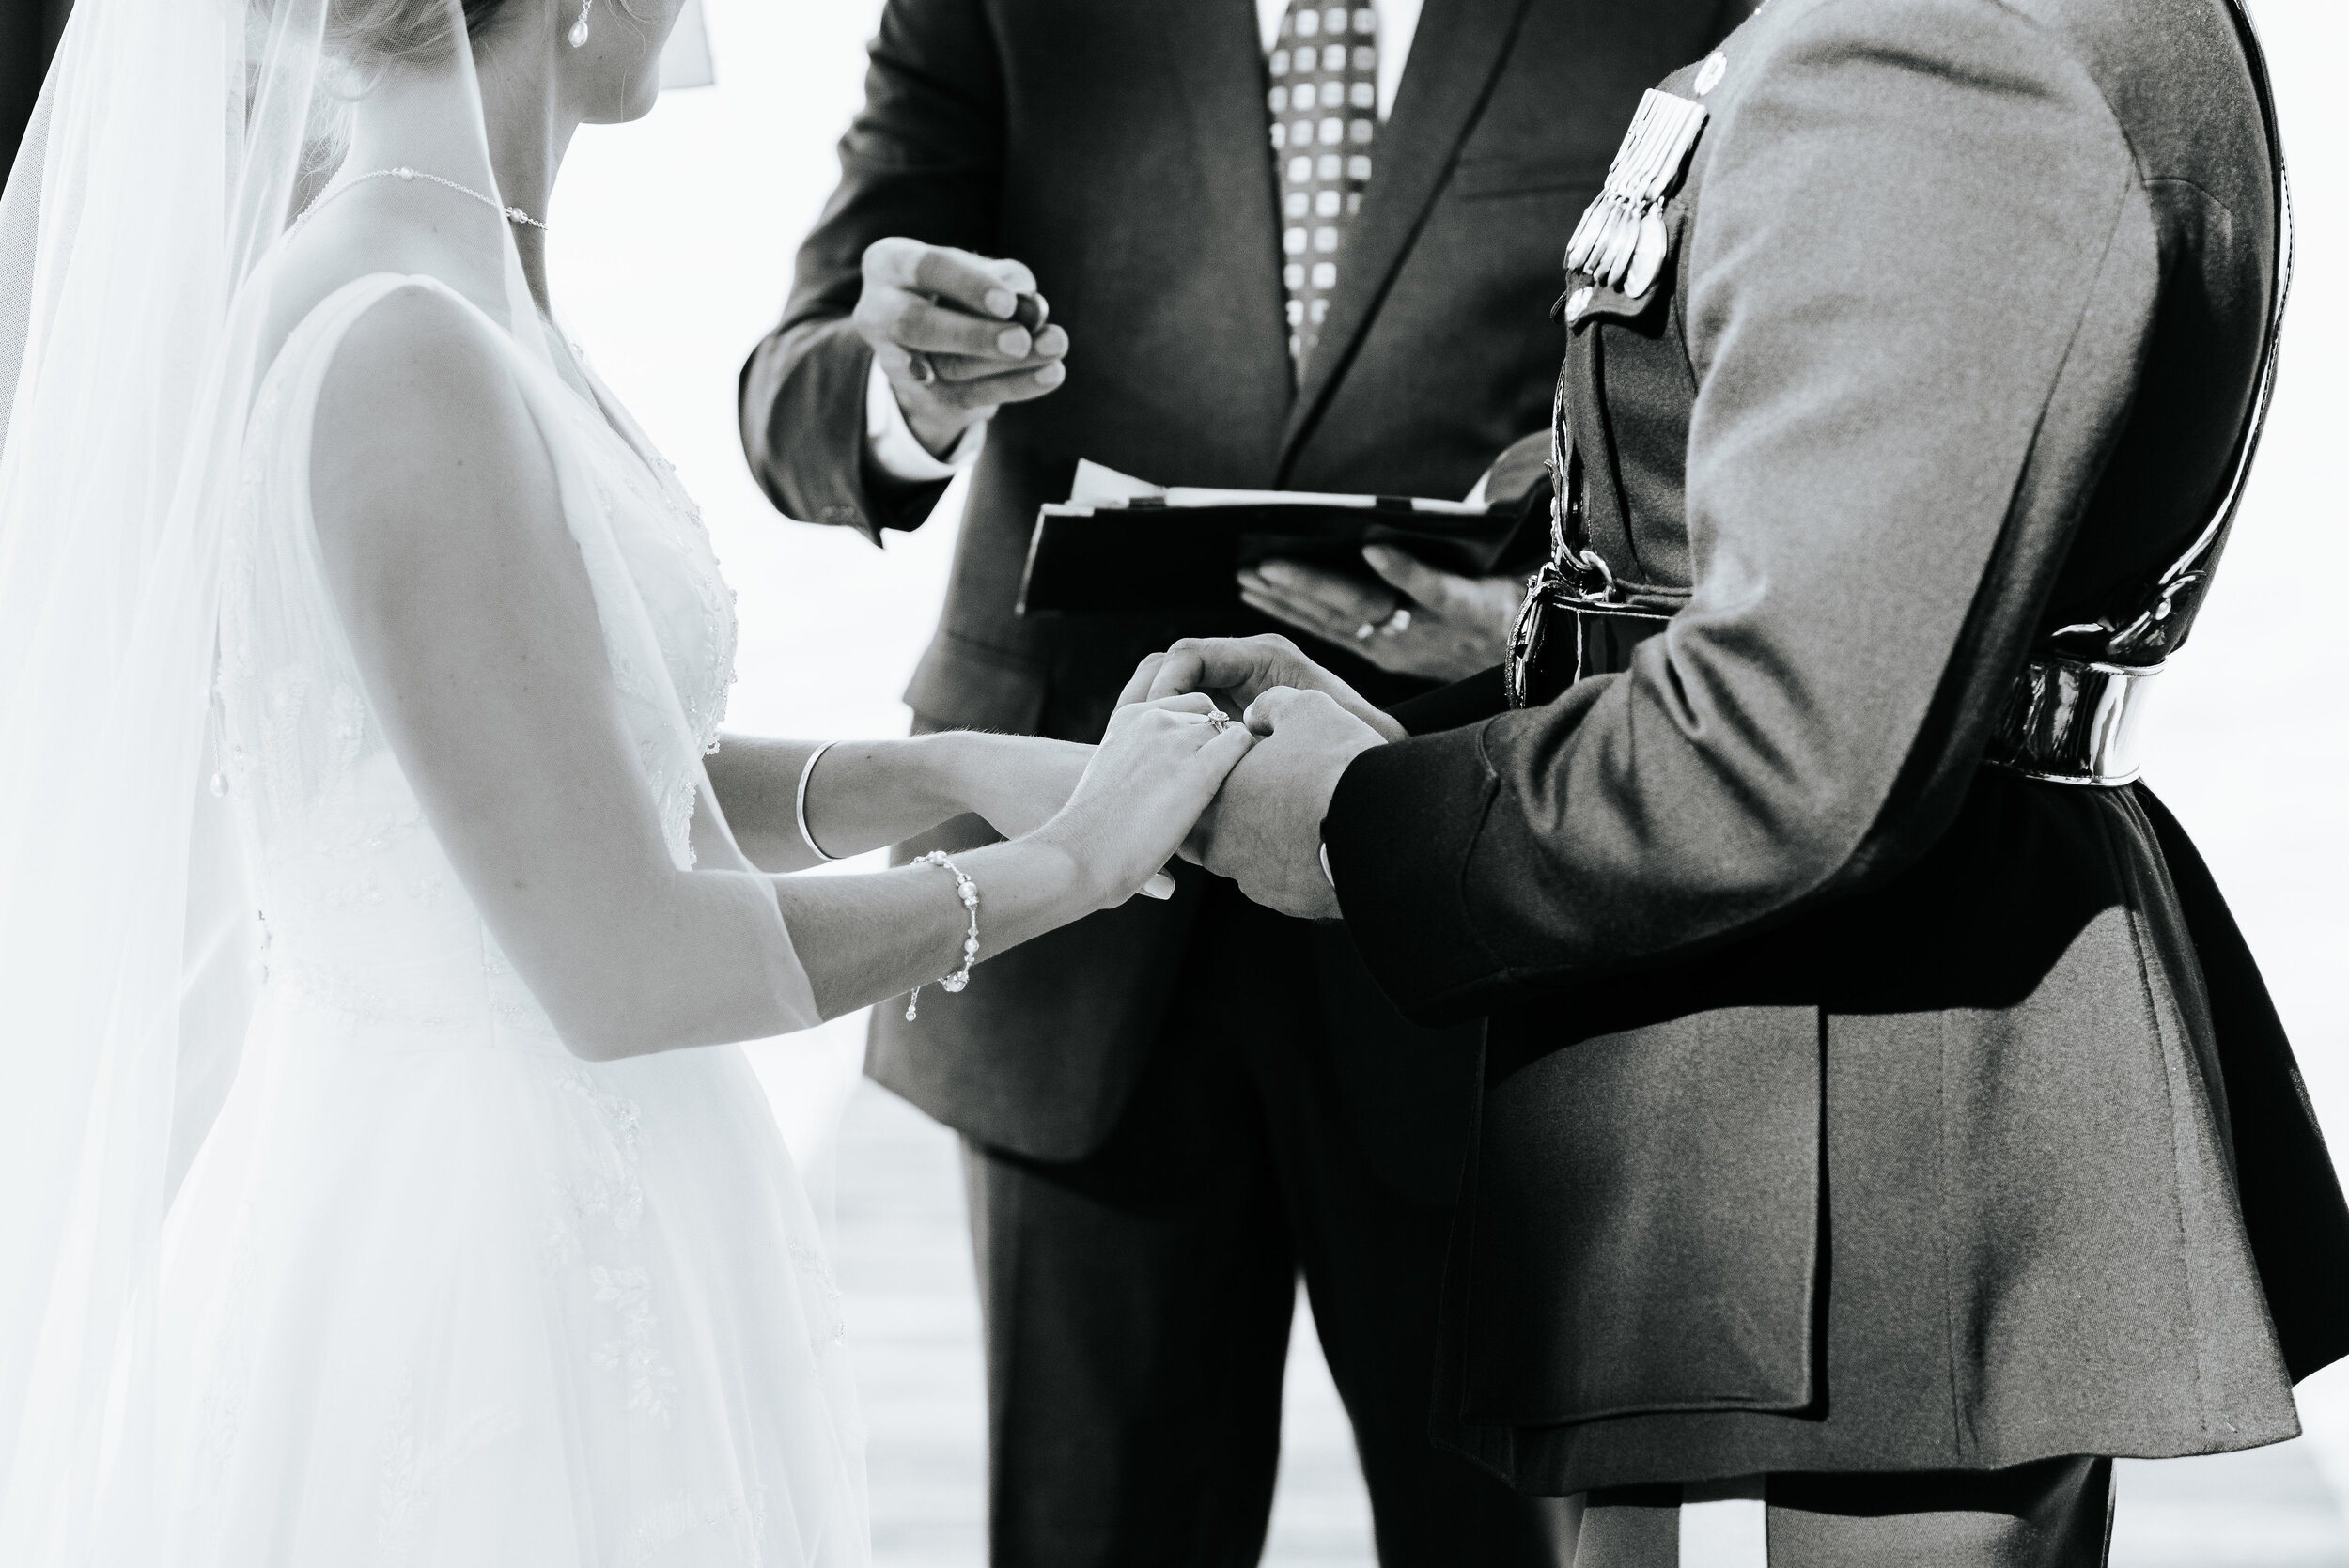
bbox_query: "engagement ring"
[1204,708,1236,735]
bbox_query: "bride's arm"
[313,287,1242,1060]
[703,730,1091,872]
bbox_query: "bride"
[0,0,1247,1560]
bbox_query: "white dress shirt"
[866,0,1427,482]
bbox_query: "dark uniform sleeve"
[736,0,1006,542]
[1324,0,2159,1020]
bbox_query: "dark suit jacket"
[1325,0,2349,1491]
[740,0,1750,1161]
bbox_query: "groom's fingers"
[1145,648,1219,702]
[1146,636,1286,702]
[1118,653,1170,707]
[1242,684,1305,736]
[1242,684,1358,741]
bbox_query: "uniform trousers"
[1572,1459,2113,1568]
[958,883,1571,1568]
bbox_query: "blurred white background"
[550,1,2349,1560]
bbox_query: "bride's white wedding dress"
[155,272,866,1566]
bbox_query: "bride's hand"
[1033,694,1255,908]
[948,732,1095,841]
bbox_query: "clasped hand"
[1115,635,1400,921]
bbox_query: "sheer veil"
[0,0,689,1553]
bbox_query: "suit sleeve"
[1323,0,2158,1021]
[736,0,1006,541]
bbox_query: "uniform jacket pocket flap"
[1459,1004,1822,1424]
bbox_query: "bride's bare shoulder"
[309,276,561,594]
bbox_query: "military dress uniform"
[1315,0,2349,1560]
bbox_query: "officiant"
[739,2,1754,1562]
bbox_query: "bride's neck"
[343,39,581,311]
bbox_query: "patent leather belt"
[1512,585,2160,789]
[1983,653,2159,787]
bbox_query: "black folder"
[1016,486,1545,616]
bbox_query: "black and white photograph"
[3,0,2347,1563]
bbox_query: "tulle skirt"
[153,987,868,1568]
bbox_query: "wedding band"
[1354,621,1377,642]
[906,349,938,385]
[1378,607,1413,636]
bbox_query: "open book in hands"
[1016,459,1548,616]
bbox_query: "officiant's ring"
[905,349,938,385]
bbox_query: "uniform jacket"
[1323,0,2349,1491]
[739,0,1751,1161]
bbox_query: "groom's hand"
[854,239,1069,458]
[1189,688,1388,920]
[1120,633,1407,744]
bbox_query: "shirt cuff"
[864,360,984,482]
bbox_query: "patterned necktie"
[1269,2,1379,370]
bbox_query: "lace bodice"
[212,275,738,1045]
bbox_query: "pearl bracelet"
[905,849,980,1021]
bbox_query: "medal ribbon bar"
[1564,89,1709,301]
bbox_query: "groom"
[740,1,1752,1561]
[1136,0,2349,1559]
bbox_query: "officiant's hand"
[1120,633,1406,744]
[854,238,1070,458]
[1186,688,1388,921]
[1237,548,1523,682]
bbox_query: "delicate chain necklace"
[294,165,549,232]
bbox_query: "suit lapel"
[1280,0,1536,471]
[1154,0,1294,439]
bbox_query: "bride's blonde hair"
[322,0,652,64]
[323,0,515,64]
